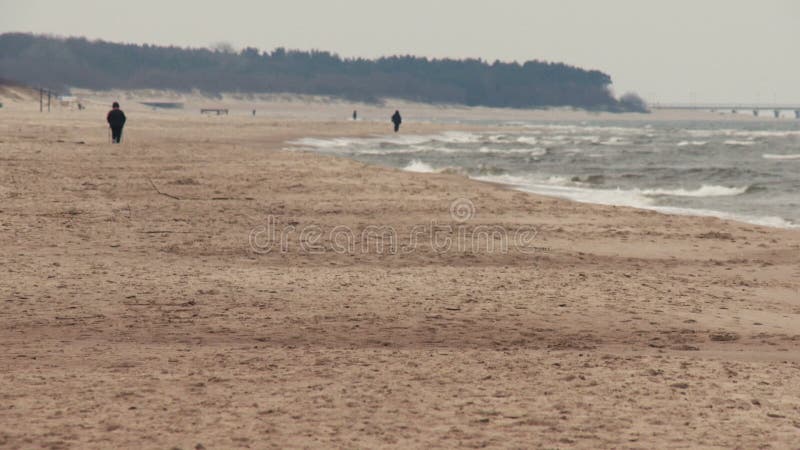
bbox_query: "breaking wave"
[763,153,800,160]
[403,160,436,173]
[640,185,750,197]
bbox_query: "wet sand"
[1,94,800,449]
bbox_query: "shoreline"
[289,130,800,231]
[2,103,800,448]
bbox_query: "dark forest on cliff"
[0,33,645,111]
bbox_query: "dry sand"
[1,91,800,449]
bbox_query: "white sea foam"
[292,137,358,149]
[351,147,427,155]
[731,130,800,138]
[724,140,756,146]
[545,175,572,185]
[478,147,547,156]
[477,174,656,209]
[763,153,800,160]
[516,136,539,145]
[403,160,437,173]
[647,206,798,229]
[677,140,708,147]
[641,185,749,197]
[688,129,800,139]
[488,134,515,143]
[435,131,482,144]
[574,135,600,142]
[600,137,629,146]
[476,174,796,229]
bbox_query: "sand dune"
[1,99,799,448]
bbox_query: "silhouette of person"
[107,102,126,143]
[353,110,357,121]
[391,110,402,132]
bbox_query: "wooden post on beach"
[39,88,43,112]
[47,90,51,112]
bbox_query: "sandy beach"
[1,91,800,449]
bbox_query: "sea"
[292,118,800,228]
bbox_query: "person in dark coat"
[391,110,402,132]
[107,102,126,143]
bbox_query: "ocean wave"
[571,175,606,185]
[646,206,798,229]
[724,140,756,146]
[574,135,601,143]
[688,129,800,139]
[487,134,517,143]
[475,164,507,176]
[516,136,539,145]
[475,176,796,229]
[476,177,657,209]
[434,131,482,144]
[686,130,717,138]
[374,135,439,146]
[292,134,433,151]
[291,137,357,149]
[534,124,643,136]
[528,147,549,157]
[350,147,427,155]
[731,130,800,138]
[478,147,547,156]
[677,140,708,147]
[641,185,750,197]
[763,153,800,160]
[600,137,629,146]
[542,175,570,185]
[403,160,436,173]
[402,160,504,176]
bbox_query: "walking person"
[391,110,402,133]
[107,102,126,143]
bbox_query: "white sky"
[1,0,798,104]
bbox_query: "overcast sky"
[2,0,797,104]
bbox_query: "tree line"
[0,33,646,111]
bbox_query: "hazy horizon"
[1,0,798,105]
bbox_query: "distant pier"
[652,103,800,119]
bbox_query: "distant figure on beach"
[391,110,402,132]
[353,110,357,121]
[252,109,256,116]
[106,102,126,143]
